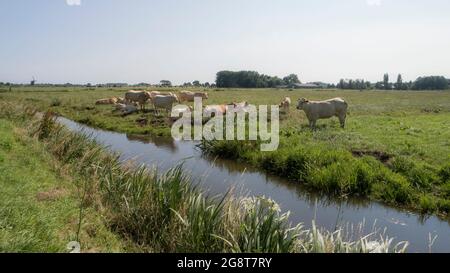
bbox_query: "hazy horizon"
[1,0,450,85]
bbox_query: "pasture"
[1,86,450,216]
[1,86,449,165]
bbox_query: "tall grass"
[0,102,408,253]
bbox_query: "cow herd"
[95,91,348,129]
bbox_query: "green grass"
[0,118,125,252]
[1,87,449,218]
[0,102,409,253]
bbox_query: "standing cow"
[125,90,151,111]
[153,93,179,114]
[296,98,348,129]
[179,91,208,102]
[279,97,291,112]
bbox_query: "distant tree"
[204,82,210,88]
[216,70,288,88]
[282,74,301,85]
[337,79,371,90]
[383,73,390,90]
[86,83,92,88]
[160,80,172,87]
[192,80,201,87]
[395,74,403,90]
[412,76,449,90]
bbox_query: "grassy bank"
[0,102,408,253]
[0,115,126,252]
[1,87,449,219]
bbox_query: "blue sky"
[1,0,449,84]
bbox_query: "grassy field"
[0,102,407,253]
[0,116,126,252]
[1,86,450,217]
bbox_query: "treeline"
[182,81,215,88]
[337,74,449,90]
[215,71,300,88]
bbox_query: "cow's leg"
[308,119,315,130]
[339,114,346,128]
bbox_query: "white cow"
[146,91,162,100]
[96,97,118,105]
[153,94,179,113]
[203,105,227,116]
[296,97,348,129]
[179,91,208,102]
[279,97,291,112]
[125,90,151,111]
[228,101,250,113]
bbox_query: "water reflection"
[127,134,178,153]
[58,117,450,252]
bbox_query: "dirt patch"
[352,150,392,163]
[135,117,148,127]
[36,188,67,202]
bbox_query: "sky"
[1,0,450,85]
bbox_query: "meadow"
[1,86,450,218]
[0,102,408,253]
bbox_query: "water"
[58,117,450,252]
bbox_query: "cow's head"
[296,98,309,110]
[203,92,209,99]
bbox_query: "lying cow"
[228,101,250,113]
[96,97,118,105]
[179,91,208,102]
[116,97,126,104]
[296,97,348,129]
[153,93,179,113]
[203,105,227,116]
[125,90,151,111]
[114,103,138,116]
